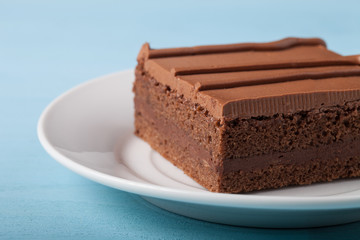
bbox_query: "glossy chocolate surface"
[137,38,360,118]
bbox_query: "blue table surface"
[2,1,360,239]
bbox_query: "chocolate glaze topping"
[138,37,327,59]
[137,37,360,119]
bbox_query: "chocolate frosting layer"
[137,37,327,60]
[137,37,360,119]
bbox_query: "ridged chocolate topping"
[137,37,327,60]
[137,37,360,118]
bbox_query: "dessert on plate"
[133,37,360,193]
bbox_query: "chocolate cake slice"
[133,37,360,193]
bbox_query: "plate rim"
[37,69,360,210]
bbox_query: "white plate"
[38,70,360,228]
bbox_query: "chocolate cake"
[133,37,360,193]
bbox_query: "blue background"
[1,0,360,239]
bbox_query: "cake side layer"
[221,155,360,193]
[222,99,360,159]
[135,90,360,174]
[134,71,360,160]
[135,95,360,193]
[134,69,223,162]
[134,105,220,192]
